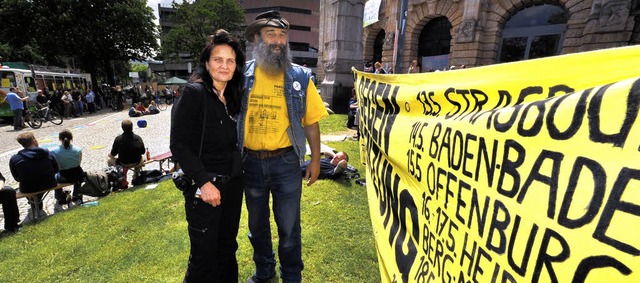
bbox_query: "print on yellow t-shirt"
[244,67,329,151]
[244,69,291,151]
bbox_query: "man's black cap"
[245,10,290,42]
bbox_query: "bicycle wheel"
[158,101,167,111]
[25,112,42,129]
[49,110,63,125]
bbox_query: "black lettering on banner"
[572,255,631,283]
[476,137,499,187]
[462,134,477,179]
[455,179,471,226]
[417,90,442,117]
[468,185,490,238]
[493,86,544,133]
[507,216,538,277]
[517,99,545,137]
[491,263,517,283]
[594,167,640,255]
[357,74,424,282]
[516,150,563,219]
[357,71,640,282]
[522,85,574,137]
[496,139,526,198]
[445,87,470,120]
[462,89,489,123]
[588,78,640,147]
[486,199,510,254]
[532,228,570,283]
[546,86,585,140]
[557,157,606,229]
[396,189,421,283]
[460,232,477,277]
[483,90,513,130]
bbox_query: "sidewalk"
[0,107,174,229]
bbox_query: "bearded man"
[239,10,328,283]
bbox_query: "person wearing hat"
[35,89,49,109]
[239,10,328,283]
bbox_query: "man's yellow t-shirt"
[244,67,328,151]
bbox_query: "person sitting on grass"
[128,103,144,117]
[146,100,160,115]
[300,150,349,180]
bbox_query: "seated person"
[135,102,147,113]
[0,172,21,232]
[35,89,49,109]
[128,103,144,117]
[301,150,349,179]
[50,129,84,205]
[146,101,160,114]
[108,119,147,188]
[9,132,59,218]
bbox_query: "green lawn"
[0,114,381,282]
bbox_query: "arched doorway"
[418,17,452,71]
[371,30,385,67]
[498,4,568,63]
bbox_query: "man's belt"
[245,146,294,159]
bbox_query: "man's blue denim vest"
[238,60,311,162]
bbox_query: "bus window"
[24,76,36,92]
[44,75,55,90]
[0,71,17,89]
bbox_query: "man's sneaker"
[333,160,347,174]
[37,209,48,219]
[53,202,65,213]
[247,274,277,283]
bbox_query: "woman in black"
[169,29,245,282]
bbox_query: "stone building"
[318,0,639,112]
[363,0,639,72]
[152,1,320,78]
[241,0,320,70]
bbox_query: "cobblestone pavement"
[0,105,174,229]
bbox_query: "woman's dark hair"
[59,129,73,149]
[190,29,245,116]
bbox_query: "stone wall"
[358,0,637,70]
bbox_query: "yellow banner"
[354,45,640,283]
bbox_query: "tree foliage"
[0,0,158,86]
[161,0,244,60]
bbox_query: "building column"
[319,0,365,114]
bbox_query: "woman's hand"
[199,181,221,207]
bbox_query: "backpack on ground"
[132,169,169,186]
[80,170,111,197]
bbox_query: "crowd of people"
[2,83,180,132]
[363,59,467,74]
[2,10,358,283]
[2,118,149,233]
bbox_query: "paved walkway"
[0,106,174,229]
[0,106,354,230]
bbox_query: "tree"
[0,0,159,87]
[161,0,244,61]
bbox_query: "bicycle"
[157,96,169,111]
[25,101,63,129]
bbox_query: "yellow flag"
[354,45,640,283]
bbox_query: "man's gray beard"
[253,39,292,76]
